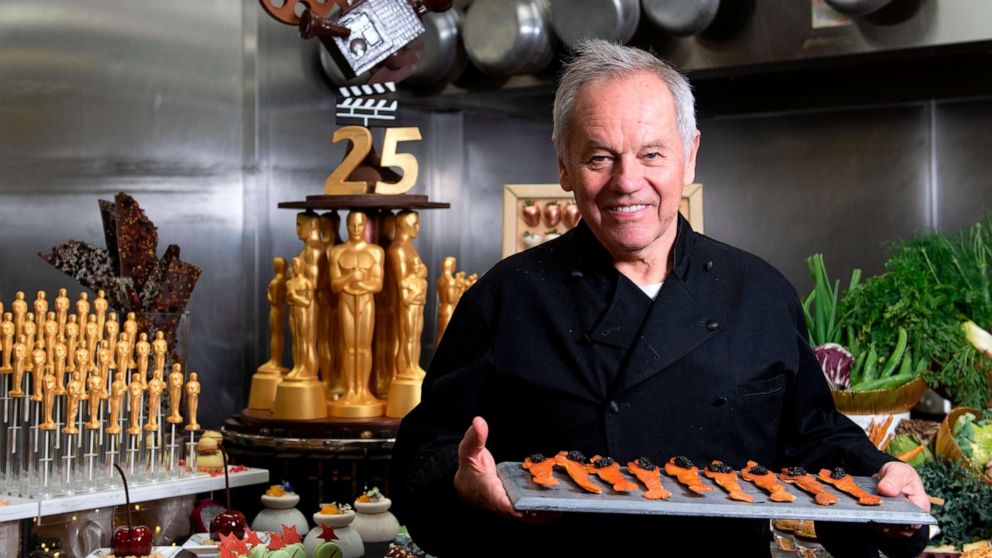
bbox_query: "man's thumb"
[460,416,489,457]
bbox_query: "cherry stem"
[113,463,133,528]
[221,448,232,511]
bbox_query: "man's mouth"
[608,204,648,213]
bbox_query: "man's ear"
[557,152,573,192]
[683,130,701,186]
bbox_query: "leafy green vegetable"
[839,215,992,408]
[917,459,992,547]
[884,434,933,467]
[952,411,992,469]
[803,254,860,347]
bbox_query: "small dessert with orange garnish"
[355,486,385,504]
[780,466,838,506]
[627,457,671,500]
[741,461,795,502]
[818,467,881,506]
[553,451,602,494]
[664,456,713,495]
[586,455,638,492]
[703,460,753,502]
[522,453,558,487]
[319,502,353,515]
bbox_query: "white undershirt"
[638,281,664,300]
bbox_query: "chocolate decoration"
[39,240,115,291]
[99,199,121,272]
[115,192,159,291]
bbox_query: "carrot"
[880,433,894,452]
[896,443,927,463]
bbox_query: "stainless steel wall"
[2,1,990,426]
[0,1,247,428]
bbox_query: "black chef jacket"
[391,216,926,557]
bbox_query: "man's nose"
[610,156,643,193]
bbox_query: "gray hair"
[552,39,696,162]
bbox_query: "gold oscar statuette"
[1,313,14,372]
[55,288,70,339]
[93,289,108,345]
[127,373,143,435]
[65,315,79,372]
[75,292,90,342]
[436,256,459,346]
[13,291,28,342]
[106,371,127,434]
[75,346,90,399]
[248,257,289,410]
[314,213,337,399]
[145,369,165,431]
[84,315,99,374]
[33,291,48,337]
[54,339,67,395]
[373,212,398,399]
[135,332,151,387]
[40,365,57,430]
[63,371,82,434]
[105,312,120,370]
[272,254,328,420]
[123,312,138,367]
[327,211,386,418]
[167,363,184,424]
[152,331,167,378]
[10,336,27,397]
[185,372,201,431]
[44,311,57,369]
[85,369,106,429]
[23,313,36,372]
[386,211,427,418]
[30,348,46,401]
[116,332,131,375]
[97,340,112,387]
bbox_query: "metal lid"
[642,0,720,37]
[551,0,641,48]
[464,0,554,77]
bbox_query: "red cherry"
[210,510,247,540]
[112,524,152,556]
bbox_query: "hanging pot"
[550,0,641,48]
[823,0,895,16]
[408,8,468,85]
[641,0,720,37]
[463,0,555,77]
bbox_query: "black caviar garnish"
[529,453,546,464]
[748,464,769,476]
[786,466,807,477]
[593,457,614,468]
[674,456,694,468]
[830,467,847,480]
[707,461,733,474]
[566,450,587,463]
[636,457,656,471]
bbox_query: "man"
[391,40,929,556]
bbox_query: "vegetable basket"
[831,376,928,415]
[935,406,989,483]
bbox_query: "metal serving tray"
[497,462,936,525]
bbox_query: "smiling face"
[558,71,699,265]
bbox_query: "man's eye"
[642,152,661,159]
[588,155,611,164]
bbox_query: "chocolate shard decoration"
[153,256,201,314]
[141,244,181,310]
[115,192,159,292]
[39,240,115,291]
[99,199,121,273]
[106,276,142,314]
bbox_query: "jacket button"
[608,401,620,413]
[569,270,584,279]
[704,261,714,271]
[705,319,719,331]
[578,334,592,346]
[712,397,727,407]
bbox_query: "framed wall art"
[502,183,704,258]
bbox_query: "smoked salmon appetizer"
[818,467,881,506]
[522,453,558,487]
[663,456,713,495]
[740,461,795,502]
[627,457,671,500]
[554,451,602,494]
[780,466,838,506]
[586,455,638,492]
[703,460,753,502]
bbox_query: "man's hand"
[874,460,931,538]
[453,416,522,519]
